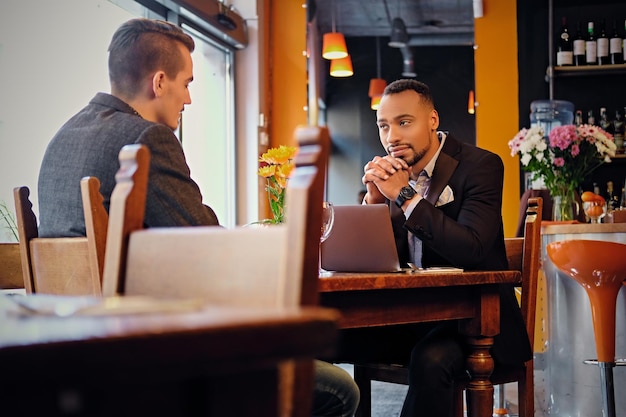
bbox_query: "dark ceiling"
[309,0,475,46]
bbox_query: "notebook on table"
[320,204,402,272]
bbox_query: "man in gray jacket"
[37,18,358,417]
[38,18,218,237]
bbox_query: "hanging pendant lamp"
[368,38,386,97]
[369,38,386,109]
[330,55,353,77]
[322,0,348,60]
[388,17,409,48]
[371,96,382,110]
[468,90,476,114]
[323,33,348,60]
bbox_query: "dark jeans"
[312,360,360,417]
[331,322,466,417]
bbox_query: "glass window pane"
[181,26,236,227]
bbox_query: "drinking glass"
[319,202,334,274]
[583,200,607,224]
[320,201,335,242]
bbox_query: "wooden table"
[318,269,522,417]
[0,294,339,416]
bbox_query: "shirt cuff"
[403,195,422,219]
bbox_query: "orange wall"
[268,0,308,148]
[474,0,520,237]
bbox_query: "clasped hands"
[362,155,411,204]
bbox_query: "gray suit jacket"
[389,133,532,366]
[38,93,219,237]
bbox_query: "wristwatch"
[395,185,417,208]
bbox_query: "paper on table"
[5,294,206,317]
[411,267,464,274]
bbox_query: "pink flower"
[570,144,580,156]
[549,125,577,150]
[553,157,565,167]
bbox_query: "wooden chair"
[0,242,23,290]
[80,176,109,286]
[13,186,103,296]
[94,127,330,417]
[353,197,543,417]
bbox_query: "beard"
[387,143,429,167]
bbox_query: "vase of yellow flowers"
[509,124,616,221]
[257,145,298,224]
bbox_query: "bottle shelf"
[552,63,626,77]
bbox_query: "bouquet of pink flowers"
[508,124,616,199]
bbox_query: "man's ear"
[151,71,166,98]
[430,109,440,131]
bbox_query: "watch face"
[401,186,416,199]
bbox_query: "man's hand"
[362,155,409,204]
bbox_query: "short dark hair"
[383,79,435,108]
[108,18,195,97]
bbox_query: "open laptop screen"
[320,204,402,272]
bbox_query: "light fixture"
[368,79,386,97]
[330,55,353,77]
[371,96,382,110]
[388,17,409,48]
[322,0,348,60]
[468,90,475,114]
[369,37,386,109]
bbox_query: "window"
[0,0,238,236]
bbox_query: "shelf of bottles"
[555,17,625,68]
[553,63,626,76]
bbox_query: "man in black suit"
[358,79,531,417]
[38,18,359,417]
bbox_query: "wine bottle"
[573,21,587,65]
[623,20,626,62]
[606,181,619,212]
[614,109,625,154]
[587,109,595,125]
[575,110,583,126]
[556,17,573,66]
[597,19,610,65]
[586,21,597,65]
[599,107,613,134]
[609,19,624,64]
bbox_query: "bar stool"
[546,240,626,417]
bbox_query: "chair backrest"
[505,196,543,348]
[292,125,330,306]
[13,186,101,296]
[102,126,329,307]
[81,176,109,286]
[100,144,151,297]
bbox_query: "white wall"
[0,0,262,241]
[0,0,136,242]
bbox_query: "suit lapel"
[425,137,460,206]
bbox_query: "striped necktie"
[407,170,430,267]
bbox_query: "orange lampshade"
[330,55,353,77]
[371,95,382,110]
[468,90,475,114]
[368,78,386,97]
[322,32,348,60]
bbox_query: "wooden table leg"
[464,336,495,417]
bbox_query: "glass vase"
[552,189,579,221]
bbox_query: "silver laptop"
[320,204,402,272]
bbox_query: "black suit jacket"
[389,133,532,366]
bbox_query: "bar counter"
[538,222,626,417]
